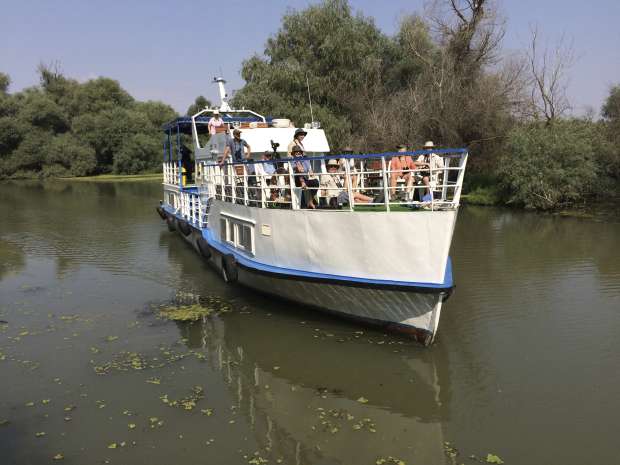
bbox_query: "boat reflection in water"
[172,293,451,465]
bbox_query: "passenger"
[320,159,372,207]
[390,144,416,196]
[414,141,444,202]
[287,128,307,156]
[291,145,319,209]
[208,110,224,135]
[221,128,251,165]
[261,151,276,176]
[338,146,358,188]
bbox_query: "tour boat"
[156,78,468,345]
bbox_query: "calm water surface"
[0,181,619,465]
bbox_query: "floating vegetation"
[443,441,458,459]
[92,347,188,375]
[149,417,165,429]
[158,304,212,322]
[352,417,376,433]
[486,454,504,464]
[160,386,204,411]
[375,457,406,465]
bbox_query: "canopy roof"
[162,116,275,134]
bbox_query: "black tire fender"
[166,216,176,231]
[156,206,167,220]
[196,237,212,260]
[178,220,192,236]
[221,254,238,283]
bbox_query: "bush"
[46,133,97,176]
[497,120,602,209]
[113,133,161,174]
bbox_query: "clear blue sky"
[2,0,618,115]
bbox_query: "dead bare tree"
[426,0,506,73]
[527,25,574,124]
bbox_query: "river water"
[0,180,618,465]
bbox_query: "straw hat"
[213,109,220,115]
[423,141,435,148]
[327,159,339,167]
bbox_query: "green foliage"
[0,116,25,155]
[602,85,620,121]
[46,133,97,176]
[186,96,212,116]
[0,67,177,179]
[17,91,69,133]
[497,120,605,209]
[233,0,396,149]
[113,133,162,174]
[0,73,10,94]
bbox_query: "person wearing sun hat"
[414,140,444,202]
[221,128,251,165]
[287,128,307,156]
[320,159,373,207]
[208,109,224,135]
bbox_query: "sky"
[2,0,619,116]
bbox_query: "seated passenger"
[338,146,358,188]
[413,141,444,202]
[390,144,416,196]
[320,159,372,207]
[291,145,319,209]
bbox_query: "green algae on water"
[158,304,212,321]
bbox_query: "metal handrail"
[191,149,467,212]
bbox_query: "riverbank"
[61,173,162,182]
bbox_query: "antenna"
[306,73,314,124]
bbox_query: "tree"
[186,96,212,116]
[233,0,395,149]
[17,91,69,133]
[602,85,620,122]
[0,72,10,94]
[497,119,600,209]
[526,26,574,124]
[45,133,97,176]
[113,133,161,174]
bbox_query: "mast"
[212,77,232,111]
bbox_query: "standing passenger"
[221,129,251,164]
[287,128,307,156]
[208,110,224,135]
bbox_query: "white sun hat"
[423,141,435,148]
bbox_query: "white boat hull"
[162,209,451,345]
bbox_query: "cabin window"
[220,218,229,242]
[238,224,253,252]
[220,215,255,255]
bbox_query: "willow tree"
[232,0,397,149]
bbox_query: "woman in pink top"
[208,110,224,135]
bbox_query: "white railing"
[195,150,467,212]
[163,162,179,185]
